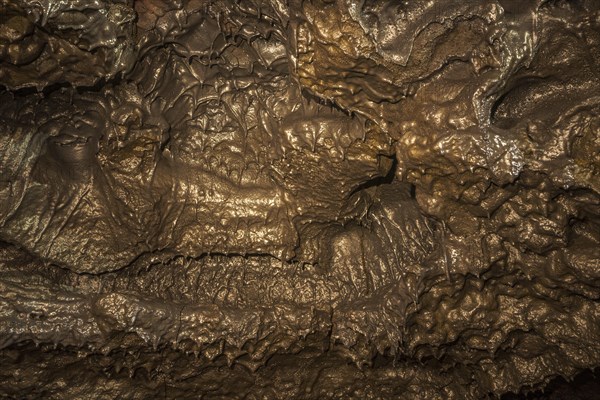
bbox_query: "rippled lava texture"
[0,0,599,398]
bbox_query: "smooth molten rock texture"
[0,0,599,398]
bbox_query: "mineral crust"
[0,0,599,398]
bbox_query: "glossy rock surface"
[0,0,599,398]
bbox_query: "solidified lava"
[0,0,599,398]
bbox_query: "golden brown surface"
[0,0,599,398]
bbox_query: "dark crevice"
[490,75,550,128]
[0,73,126,98]
[348,154,397,197]
[501,368,600,399]
[300,88,353,116]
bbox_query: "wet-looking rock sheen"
[0,0,599,398]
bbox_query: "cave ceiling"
[0,0,599,398]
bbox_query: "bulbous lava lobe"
[0,0,599,399]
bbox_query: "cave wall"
[0,0,599,398]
